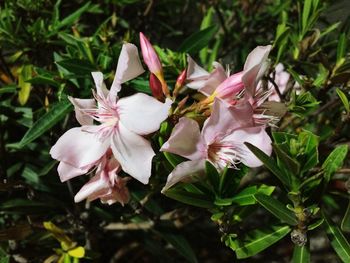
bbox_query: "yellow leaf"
[18,65,32,105]
[43,221,73,248]
[68,246,85,258]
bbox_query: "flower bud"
[149,73,164,101]
[173,69,187,97]
[140,32,169,97]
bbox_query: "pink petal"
[139,32,163,74]
[202,99,254,144]
[74,172,109,203]
[68,97,95,126]
[199,63,228,96]
[113,43,145,85]
[57,161,91,182]
[160,117,206,160]
[50,127,109,168]
[213,71,244,99]
[242,45,272,96]
[91,72,109,98]
[223,126,272,167]
[161,159,205,192]
[186,56,209,90]
[111,123,155,184]
[118,93,171,135]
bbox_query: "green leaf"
[18,99,73,148]
[323,211,350,262]
[199,7,215,64]
[254,194,298,225]
[336,88,350,113]
[53,2,91,32]
[337,33,347,65]
[273,144,300,176]
[130,79,152,94]
[341,201,350,232]
[292,244,310,263]
[26,75,60,88]
[233,225,291,259]
[160,233,198,263]
[164,188,213,208]
[0,256,10,263]
[18,64,33,105]
[55,59,96,76]
[205,161,220,193]
[245,142,291,187]
[302,0,312,34]
[322,145,348,183]
[178,26,218,54]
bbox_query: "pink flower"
[50,43,172,186]
[139,32,169,97]
[74,150,130,205]
[186,45,272,103]
[266,63,290,102]
[160,99,272,191]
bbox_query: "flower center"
[207,140,241,171]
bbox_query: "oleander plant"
[1,0,350,262]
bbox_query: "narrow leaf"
[302,0,312,34]
[178,26,218,54]
[245,142,291,187]
[18,65,32,105]
[254,194,298,225]
[292,244,310,263]
[341,201,350,232]
[322,145,348,182]
[337,33,347,65]
[164,188,213,209]
[18,99,73,148]
[336,88,350,113]
[160,233,198,263]
[234,225,291,259]
[54,2,91,32]
[323,211,350,262]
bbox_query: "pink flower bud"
[173,69,187,97]
[149,73,164,101]
[139,32,163,75]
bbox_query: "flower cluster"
[51,33,288,205]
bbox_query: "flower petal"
[223,126,272,167]
[202,99,254,144]
[68,97,95,126]
[118,93,171,135]
[199,63,228,96]
[213,71,244,99]
[74,172,109,203]
[57,161,91,182]
[91,72,108,98]
[111,123,155,184]
[112,43,145,86]
[161,159,205,192]
[161,117,206,160]
[50,127,109,168]
[242,45,272,95]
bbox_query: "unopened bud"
[150,73,164,101]
[139,32,163,75]
[174,69,187,97]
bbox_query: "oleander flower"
[160,98,272,191]
[74,150,130,205]
[50,43,172,187]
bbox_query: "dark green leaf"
[254,194,298,225]
[55,59,96,76]
[323,211,350,262]
[164,188,213,208]
[205,161,220,193]
[160,233,198,263]
[245,142,291,187]
[341,201,350,232]
[178,26,218,54]
[273,143,300,176]
[337,33,347,65]
[18,99,73,148]
[322,145,348,183]
[233,225,291,259]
